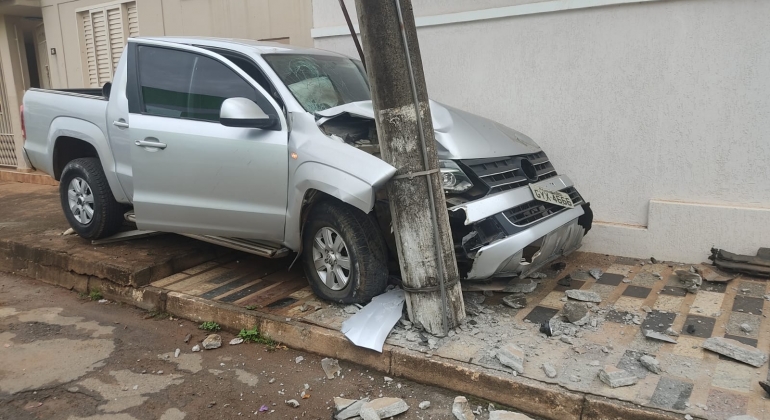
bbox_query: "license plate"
[529,184,574,209]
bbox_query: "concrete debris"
[639,355,661,374]
[191,344,201,352]
[665,327,680,337]
[557,276,572,287]
[334,397,357,411]
[98,299,109,304]
[695,264,735,282]
[505,280,537,294]
[685,415,693,420]
[321,358,342,379]
[174,348,180,358]
[183,333,191,343]
[285,399,300,408]
[489,411,534,420]
[562,301,589,324]
[295,356,304,364]
[335,398,369,420]
[598,365,638,388]
[62,227,76,236]
[502,295,527,309]
[202,334,222,350]
[551,262,567,271]
[702,337,768,367]
[589,269,603,280]
[529,272,548,279]
[740,323,752,333]
[565,289,602,303]
[641,306,652,313]
[542,363,557,378]
[560,336,574,345]
[644,330,678,344]
[452,396,475,420]
[571,270,591,281]
[675,268,702,294]
[343,305,359,314]
[418,401,431,410]
[359,397,409,420]
[726,416,758,420]
[710,247,770,277]
[759,380,770,396]
[496,344,525,374]
[229,337,244,345]
[622,278,631,283]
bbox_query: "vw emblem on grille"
[519,158,539,182]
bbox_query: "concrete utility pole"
[354,0,465,335]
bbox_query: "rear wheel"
[59,158,125,240]
[301,200,388,304]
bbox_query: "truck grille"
[462,151,557,195]
[502,187,583,226]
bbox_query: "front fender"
[283,161,395,250]
[48,117,128,203]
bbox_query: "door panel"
[128,41,289,242]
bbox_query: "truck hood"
[315,100,542,159]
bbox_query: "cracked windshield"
[263,54,370,112]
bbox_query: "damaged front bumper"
[449,175,593,280]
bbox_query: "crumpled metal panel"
[341,289,405,352]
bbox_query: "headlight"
[439,160,473,193]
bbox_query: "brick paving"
[153,252,770,420]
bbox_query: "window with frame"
[137,46,267,123]
[79,1,139,87]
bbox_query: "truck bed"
[23,88,110,177]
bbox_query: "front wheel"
[59,158,125,240]
[301,200,388,304]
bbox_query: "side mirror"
[220,97,277,129]
[102,82,112,99]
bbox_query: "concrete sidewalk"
[2,180,768,420]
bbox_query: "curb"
[0,169,58,186]
[0,247,699,420]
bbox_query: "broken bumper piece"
[449,175,591,280]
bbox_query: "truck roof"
[134,36,347,58]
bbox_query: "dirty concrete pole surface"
[355,0,465,334]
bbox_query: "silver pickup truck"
[22,37,592,304]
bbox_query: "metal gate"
[0,52,17,167]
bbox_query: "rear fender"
[49,117,128,203]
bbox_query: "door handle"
[135,140,167,150]
[113,120,129,128]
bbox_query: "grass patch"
[199,321,221,332]
[144,310,170,320]
[238,326,276,347]
[245,305,258,310]
[88,289,103,301]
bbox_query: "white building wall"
[311,0,770,264]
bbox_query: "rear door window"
[136,46,269,122]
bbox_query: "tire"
[301,200,389,304]
[59,157,125,240]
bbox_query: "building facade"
[312,0,770,263]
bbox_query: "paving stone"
[691,291,725,316]
[623,286,651,298]
[639,355,661,374]
[597,273,624,286]
[712,359,755,392]
[489,411,534,420]
[732,296,764,314]
[682,314,716,338]
[702,337,768,367]
[723,334,757,348]
[702,280,728,293]
[708,390,750,419]
[523,306,559,324]
[660,286,687,297]
[496,343,525,374]
[554,279,585,292]
[359,397,408,420]
[542,363,557,378]
[565,289,601,303]
[726,416,757,420]
[631,272,661,287]
[737,281,766,298]
[452,396,475,420]
[641,310,677,333]
[649,377,693,410]
[605,309,633,324]
[617,350,649,379]
[598,365,638,388]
